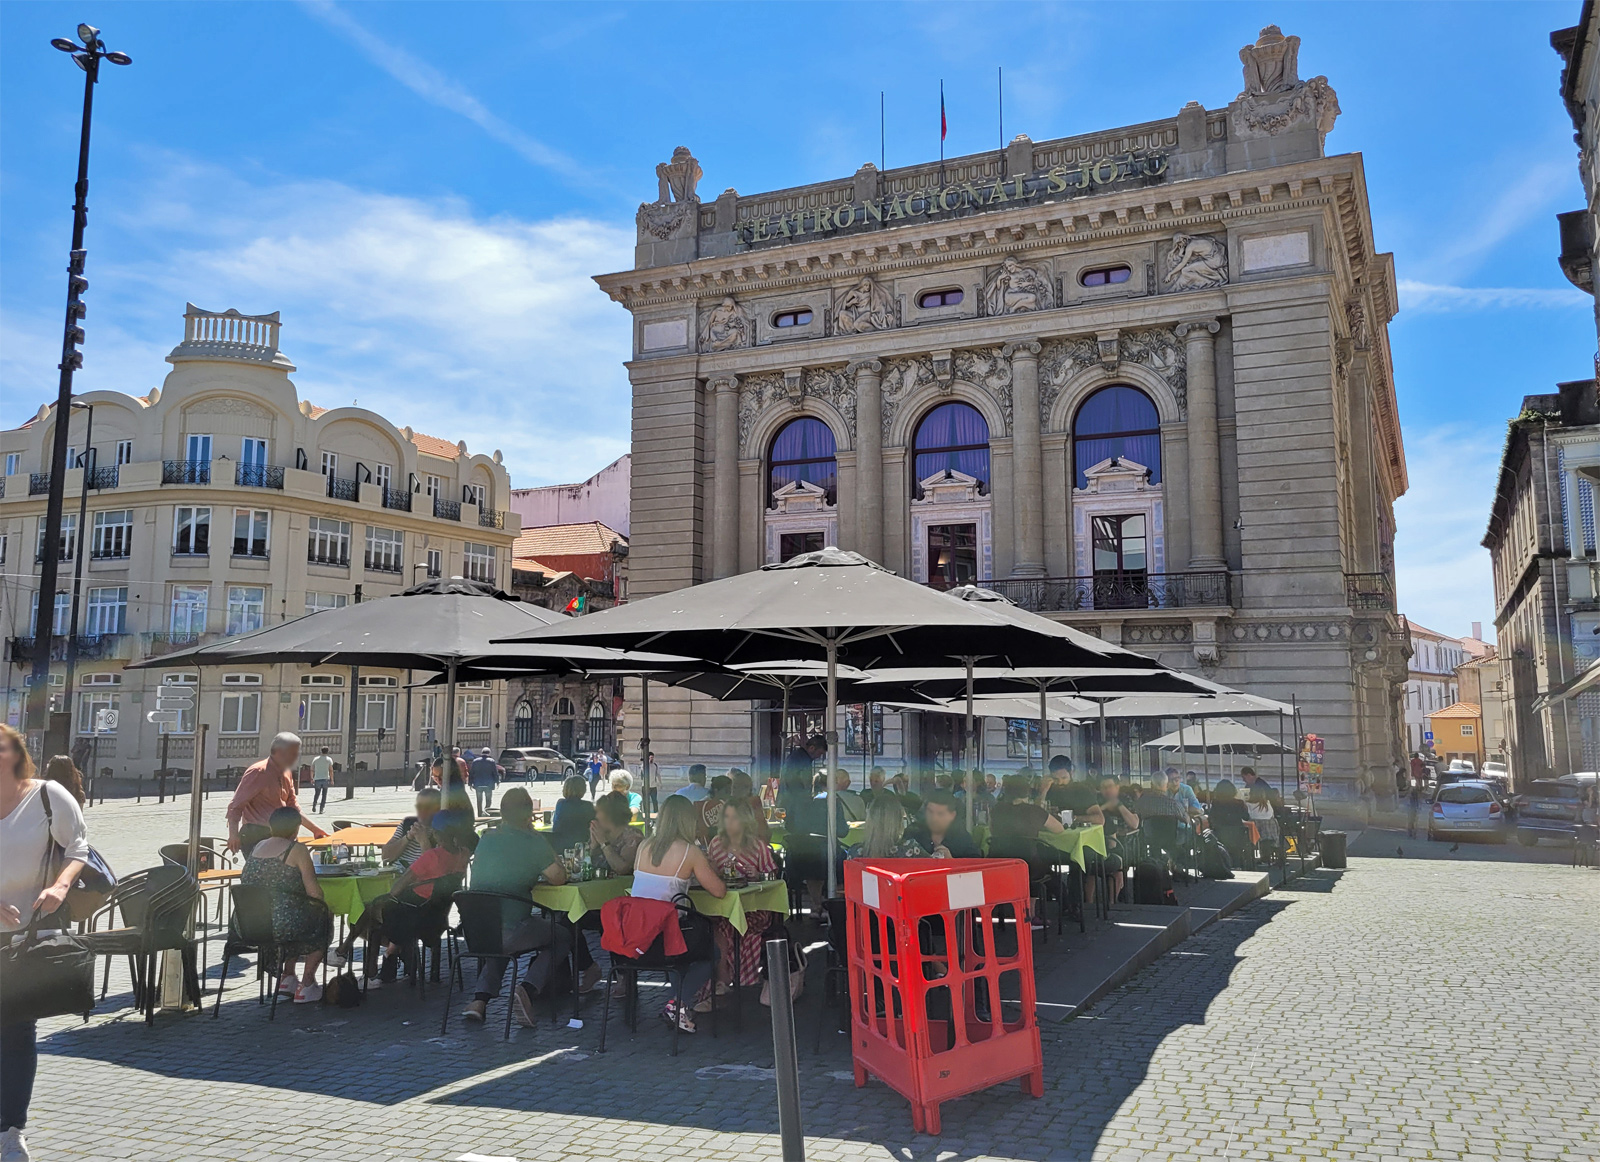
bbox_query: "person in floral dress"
[700,799,779,1006]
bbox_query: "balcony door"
[927,523,977,591]
[1091,514,1148,609]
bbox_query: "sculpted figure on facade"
[834,277,899,335]
[699,296,754,352]
[983,256,1055,316]
[1239,25,1300,95]
[1163,233,1228,292]
[655,146,703,204]
[1231,26,1340,143]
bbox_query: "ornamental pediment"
[914,468,985,505]
[771,478,834,513]
[1080,456,1153,493]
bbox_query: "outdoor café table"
[1035,823,1107,871]
[688,880,791,1028]
[306,825,394,850]
[316,869,397,924]
[531,875,632,923]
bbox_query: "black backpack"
[1133,861,1175,905]
[1199,833,1235,881]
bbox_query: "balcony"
[1345,572,1395,611]
[142,631,207,657]
[382,485,411,513]
[235,463,284,489]
[162,460,211,485]
[478,507,506,530]
[308,550,351,568]
[976,571,1232,614]
[8,634,129,664]
[1559,208,1595,294]
[29,473,50,496]
[433,497,461,522]
[90,546,131,562]
[363,554,403,575]
[88,466,119,490]
[326,475,360,503]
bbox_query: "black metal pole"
[766,937,805,1161]
[63,403,95,729]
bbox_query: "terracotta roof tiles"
[512,521,627,559]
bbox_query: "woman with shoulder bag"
[1,724,92,1162]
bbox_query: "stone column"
[1006,340,1045,576]
[1177,319,1224,571]
[711,375,741,578]
[849,360,884,563]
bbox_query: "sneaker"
[512,982,539,1028]
[662,999,696,1034]
[693,996,714,1014]
[325,949,348,969]
[378,955,400,985]
[277,973,298,997]
[1,1127,31,1162]
[462,999,487,1023]
[293,981,323,1004]
[364,976,382,991]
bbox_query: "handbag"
[0,787,97,1023]
[38,781,117,921]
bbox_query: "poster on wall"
[1298,734,1324,795]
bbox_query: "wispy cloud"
[1393,425,1502,641]
[1397,278,1590,313]
[299,0,583,180]
[1421,160,1572,278]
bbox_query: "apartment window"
[186,433,212,464]
[772,309,813,329]
[463,541,495,583]
[1080,264,1132,287]
[418,691,437,731]
[170,585,208,635]
[463,483,485,508]
[426,548,443,579]
[77,689,120,735]
[360,676,398,731]
[162,672,198,733]
[92,510,132,559]
[299,673,345,732]
[240,438,267,468]
[232,509,270,557]
[321,450,338,477]
[426,475,441,500]
[36,514,78,562]
[306,592,348,615]
[365,526,403,573]
[4,453,18,476]
[31,592,71,636]
[115,440,133,466]
[174,507,211,555]
[1461,723,1474,736]
[374,463,392,491]
[458,692,489,729]
[307,516,351,566]
[917,288,964,309]
[0,534,7,565]
[226,585,266,635]
[220,673,262,735]
[84,587,128,636]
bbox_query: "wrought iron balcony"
[326,475,360,502]
[1345,572,1395,611]
[162,460,211,485]
[308,549,351,568]
[364,554,403,574]
[975,571,1233,613]
[88,466,119,490]
[382,485,412,513]
[433,497,461,521]
[90,545,131,561]
[8,634,129,664]
[235,463,284,489]
[29,473,51,496]
[478,507,506,530]
[142,631,207,657]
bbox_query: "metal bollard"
[765,937,805,1161]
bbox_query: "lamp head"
[105,51,132,65]
[76,24,99,47]
[51,38,79,52]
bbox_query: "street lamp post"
[25,24,131,756]
[63,401,95,739]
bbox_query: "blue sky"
[0,1,1590,640]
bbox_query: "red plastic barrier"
[844,858,1043,1133]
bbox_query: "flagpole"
[939,79,946,185]
[880,90,885,172]
[998,66,1004,159]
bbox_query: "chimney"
[1471,621,1482,641]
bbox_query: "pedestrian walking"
[310,747,334,813]
[469,748,502,816]
[1407,777,1422,839]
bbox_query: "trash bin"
[844,858,1044,1134]
[1320,830,1347,869]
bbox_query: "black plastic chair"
[159,841,234,927]
[441,890,559,1041]
[81,865,201,1024]
[813,897,850,1053]
[1139,816,1182,866]
[598,894,716,1057]
[988,838,1056,942]
[211,884,330,1021]
[379,873,463,998]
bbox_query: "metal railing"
[90,544,131,561]
[29,473,50,496]
[975,571,1233,613]
[433,497,461,521]
[162,460,211,485]
[478,507,506,529]
[382,485,412,512]
[326,475,360,502]
[8,634,128,664]
[1345,572,1395,611]
[142,631,206,657]
[235,463,285,489]
[308,550,351,567]
[363,553,403,574]
[88,466,119,490]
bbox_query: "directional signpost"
[151,681,195,802]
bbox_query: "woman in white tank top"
[630,796,726,1032]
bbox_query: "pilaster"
[1177,318,1225,571]
[711,375,740,579]
[849,359,884,562]
[1006,340,1045,577]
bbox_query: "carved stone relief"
[1039,327,1188,423]
[1162,233,1228,292]
[699,296,754,352]
[982,256,1055,316]
[637,201,693,240]
[655,146,703,204]
[1232,27,1339,143]
[879,347,1012,442]
[832,277,899,335]
[737,367,856,449]
[1238,24,1300,95]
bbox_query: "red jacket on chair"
[601,895,686,958]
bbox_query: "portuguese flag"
[564,595,587,614]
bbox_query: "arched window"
[552,696,576,717]
[913,402,990,494]
[1072,386,1161,489]
[768,417,837,506]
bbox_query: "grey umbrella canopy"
[499,548,1163,891]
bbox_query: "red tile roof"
[513,521,626,559]
[410,431,462,459]
[1426,702,1482,719]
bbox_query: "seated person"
[832,770,867,822]
[953,771,995,826]
[610,770,643,817]
[630,796,727,1033]
[703,799,781,1008]
[551,775,596,846]
[241,806,332,1005]
[672,763,711,803]
[1098,777,1140,899]
[1045,773,1105,826]
[573,791,643,994]
[906,790,982,858]
[1167,768,1205,826]
[990,773,1066,845]
[697,774,731,841]
[336,810,476,982]
[728,769,770,844]
[1206,780,1253,863]
[848,795,932,859]
[1239,766,1281,809]
[860,767,891,806]
[462,787,571,1028]
[382,787,441,869]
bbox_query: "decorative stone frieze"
[982,256,1055,315]
[832,276,899,334]
[736,366,855,448]
[1039,327,1189,422]
[1161,232,1229,292]
[699,296,754,351]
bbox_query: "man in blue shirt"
[468,749,502,816]
[673,763,711,802]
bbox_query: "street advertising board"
[1298,733,1324,795]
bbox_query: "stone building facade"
[0,305,521,780]
[603,27,1409,795]
[1401,621,1464,755]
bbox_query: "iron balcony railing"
[308,549,351,568]
[235,463,285,489]
[326,475,360,502]
[382,485,412,513]
[162,460,211,485]
[90,544,131,561]
[433,497,461,521]
[29,473,51,496]
[363,553,403,574]
[478,507,505,530]
[142,631,207,657]
[1345,572,1395,611]
[8,634,128,664]
[88,466,119,490]
[976,571,1233,613]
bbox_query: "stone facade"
[0,305,521,780]
[603,27,1408,794]
[1401,621,1464,756]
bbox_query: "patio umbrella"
[1143,717,1292,754]
[497,548,1156,894]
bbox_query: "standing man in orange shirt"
[227,732,328,855]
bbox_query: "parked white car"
[1429,779,1508,842]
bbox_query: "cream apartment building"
[1,305,521,780]
[1401,620,1463,755]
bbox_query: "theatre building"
[601,26,1409,797]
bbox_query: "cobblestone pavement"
[18,796,1599,1161]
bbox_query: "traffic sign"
[146,710,182,726]
[94,708,118,732]
[157,686,195,712]
[1424,730,1434,743]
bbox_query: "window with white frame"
[91,510,132,559]
[232,508,270,557]
[220,673,262,735]
[299,673,345,732]
[463,541,494,583]
[84,587,127,636]
[4,453,19,476]
[115,440,133,466]
[306,591,348,615]
[30,592,70,636]
[426,548,443,578]
[36,514,77,562]
[463,483,485,508]
[162,672,198,733]
[77,688,120,735]
[360,676,398,731]
[365,526,402,573]
[374,463,392,491]
[321,450,338,477]
[0,533,8,566]
[174,507,211,555]
[1461,723,1475,736]
[170,585,208,635]
[457,692,489,729]
[226,585,266,635]
[426,474,441,500]
[308,516,351,566]
[418,691,437,732]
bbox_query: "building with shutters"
[601,26,1409,795]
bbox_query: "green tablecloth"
[688,880,790,935]
[531,876,631,923]
[768,823,865,850]
[1036,824,1107,871]
[317,872,396,923]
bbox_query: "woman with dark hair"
[42,755,86,808]
[240,805,332,1004]
[2,725,90,1161]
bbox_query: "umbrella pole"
[964,657,976,834]
[1038,680,1049,771]
[1178,718,1187,784]
[640,676,653,835]
[345,663,360,801]
[825,638,840,900]
[443,659,458,800]
[1201,717,1210,788]
[1098,700,1106,778]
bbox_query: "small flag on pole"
[564,595,587,614]
[940,81,947,142]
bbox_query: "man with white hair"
[227,732,328,855]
